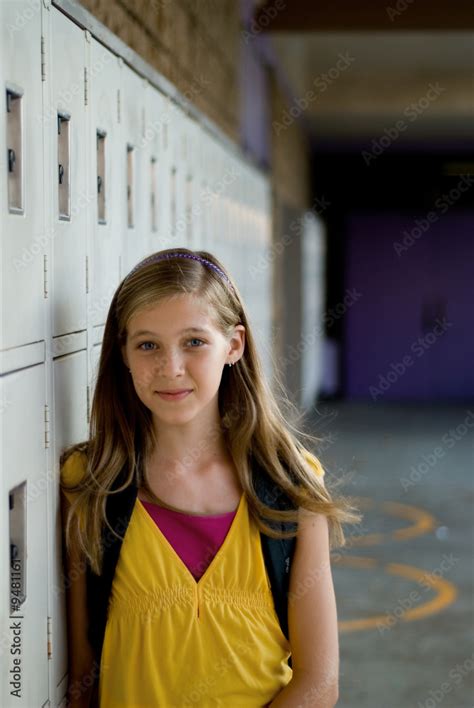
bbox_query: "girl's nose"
[153,350,185,376]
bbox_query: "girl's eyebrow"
[130,327,212,340]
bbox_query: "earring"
[228,362,233,367]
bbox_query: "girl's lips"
[156,390,192,401]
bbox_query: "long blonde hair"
[61,246,362,574]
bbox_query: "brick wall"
[79,0,240,142]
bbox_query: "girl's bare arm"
[269,511,339,707]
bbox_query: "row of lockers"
[1,1,273,359]
[1,2,273,706]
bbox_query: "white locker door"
[241,165,252,303]
[186,118,201,248]
[229,155,240,278]
[258,175,273,382]
[206,137,217,250]
[120,63,149,274]
[146,86,165,248]
[0,2,45,352]
[234,175,245,291]
[214,143,225,260]
[181,112,194,247]
[51,348,89,706]
[48,7,88,337]
[0,365,49,707]
[301,212,326,410]
[90,342,103,397]
[88,39,123,329]
[157,95,172,248]
[173,107,184,245]
[199,128,212,250]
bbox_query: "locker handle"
[58,163,64,185]
[8,148,16,173]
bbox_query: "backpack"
[85,455,299,681]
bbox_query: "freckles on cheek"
[132,366,155,390]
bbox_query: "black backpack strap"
[86,470,138,663]
[252,456,298,664]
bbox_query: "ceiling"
[253,1,474,152]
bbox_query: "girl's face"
[121,294,245,427]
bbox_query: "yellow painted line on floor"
[348,497,436,546]
[383,501,436,540]
[385,562,458,620]
[335,556,458,633]
[348,533,385,546]
[339,614,393,632]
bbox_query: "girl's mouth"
[156,390,192,401]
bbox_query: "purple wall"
[344,209,474,401]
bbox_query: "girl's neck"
[146,444,232,479]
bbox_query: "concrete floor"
[305,401,474,708]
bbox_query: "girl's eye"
[188,338,205,348]
[137,338,205,351]
[137,341,156,351]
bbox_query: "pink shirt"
[141,500,237,580]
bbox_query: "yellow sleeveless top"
[61,451,324,707]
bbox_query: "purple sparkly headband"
[125,252,234,290]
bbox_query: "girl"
[60,247,361,707]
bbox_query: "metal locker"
[233,173,244,289]
[90,341,104,397]
[181,114,198,249]
[205,137,217,249]
[47,7,88,338]
[187,118,202,249]
[226,154,236,259]
[145,86,166,247]
[170,105,187,248]
[0,364,49,707]
[52,348,89,707]
[260,178,274,382]
[301,212,326,410]
[217,142,229,262]
[215,143,227,260]
[166,101,178,244]
[211,139,221,250]
[241,165,252,301]
[0,1,45,352]
[246,171,261,361]
[155,93,173,248]
[87,39,123,329]
[209,133,220,250]
[199,128,213,250]
[177,109,191,247]
[119,62,150,273]
[247,169,258,304]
